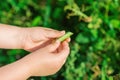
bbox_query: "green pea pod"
[57,32,73,42]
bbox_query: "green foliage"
[0,0,120,80]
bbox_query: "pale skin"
[0,24,70,80]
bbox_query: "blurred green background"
[0,0,120,80]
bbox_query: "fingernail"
[60,30,65,34]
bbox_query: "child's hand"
[0,24,71,79]
[22,40,70,76]
[21,27,65,52]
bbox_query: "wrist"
[0,24,27,49]
[0,58,32,80]
[15,27,24,49]
[17,57,33,77]
[20,54,39,77]
[19,27,29,49]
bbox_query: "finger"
[45,30,65,38]
[57,41,70,59]
[57,41,70,65]
[45,40,60,52]
[58,42,63,52]
[65,38,71,42]
[27,39,53,52]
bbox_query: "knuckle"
[47,44,58,51]
[55,59,63,68]
[49,64,61,75]
[48,47,52,51]
[47,46,54,51]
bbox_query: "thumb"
[45,40,60,52]
[46,30,65,38]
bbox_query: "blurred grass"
[0,0,120,80]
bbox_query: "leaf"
[110,19,120,28]
[53,8,62,19]
[75,33,90,44]
[31,16,42,26]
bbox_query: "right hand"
[22,40,70,76]
[20,27,65,52]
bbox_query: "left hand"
[21,27,65,52]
